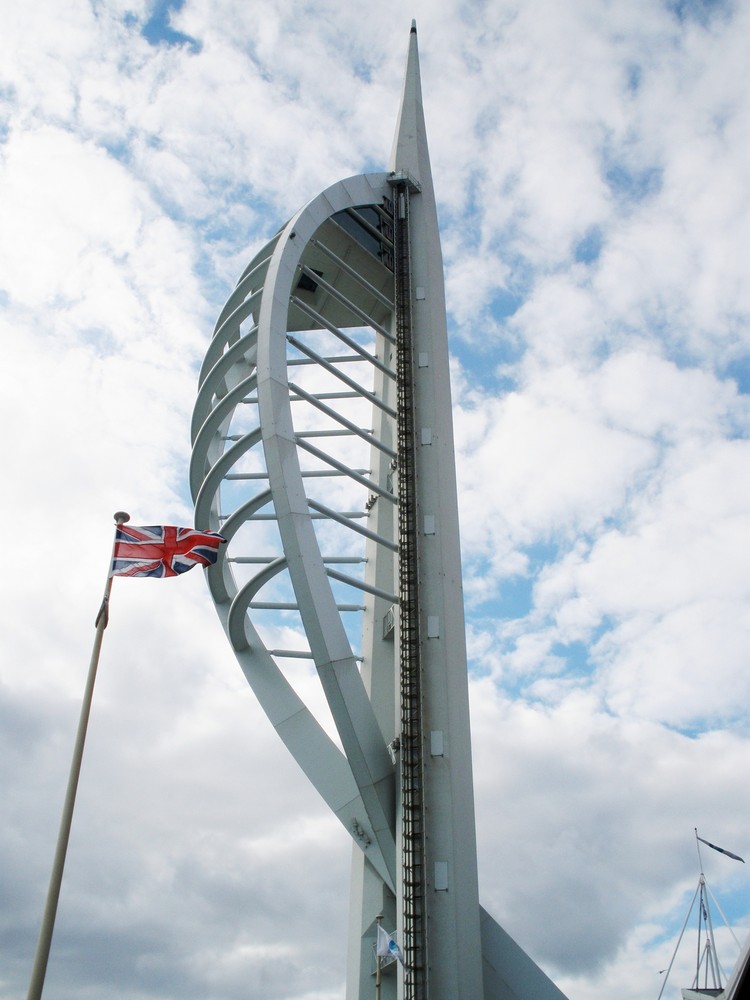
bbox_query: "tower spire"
[389,21,434,195]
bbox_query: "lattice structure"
[190,174,400,901]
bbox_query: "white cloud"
[471,682,750,977]
[1,1,748,998]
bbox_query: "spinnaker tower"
[190,22,567,1000]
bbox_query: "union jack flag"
[110,525,226,578]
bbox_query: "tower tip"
[389,16,431,188]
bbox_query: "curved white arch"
[191,171,399,886]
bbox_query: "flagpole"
[375,914,383,1000]
[695,827,705,873]
[26,511,130,1000]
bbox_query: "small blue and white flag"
[377,924,407,967]
[697,835,745,863]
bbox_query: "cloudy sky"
[1,1,749,998]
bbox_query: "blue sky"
[0,2,749,999]
[139,0,202,52]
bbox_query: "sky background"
[1,1,749,999]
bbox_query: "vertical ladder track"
[394,180,428,999]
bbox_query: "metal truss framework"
[190,24,569,1000]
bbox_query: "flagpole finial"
[113,511,130,525]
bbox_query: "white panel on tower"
[435,861,449,891]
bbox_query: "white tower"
[190,23,568,1000]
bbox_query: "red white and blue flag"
[110,525,226,579]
